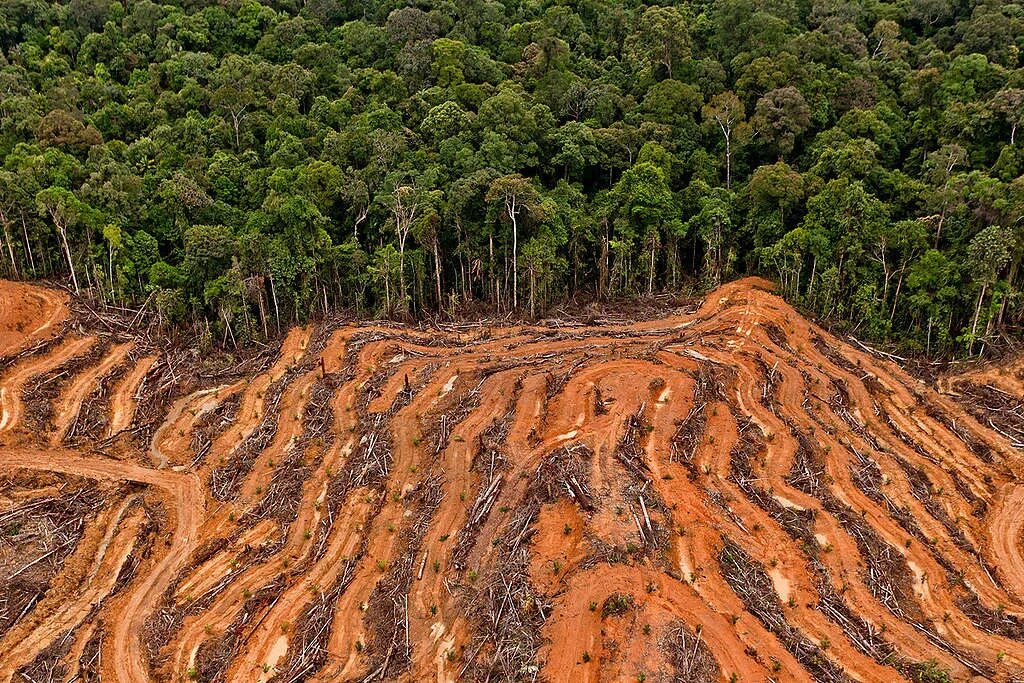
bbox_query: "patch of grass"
[601,593,633,619]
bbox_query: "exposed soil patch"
[1,277,1024,682]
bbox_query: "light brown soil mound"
[1,277,1023,683]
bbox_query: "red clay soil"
[0,281,67,355]
[2,277,1024,683]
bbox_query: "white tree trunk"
[57,223,79,293]
[21,212,35,276]
[0,217,18,279]
[508,196,519,310]
[269,270,281,334]
[433,240,442,311]
[970,283,987,348]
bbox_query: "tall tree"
[211,55,264,150]
[702,91,746,189]
[965,225,1013,351]
[36,188,89,293]
[383,184,421,315]
[486,175,543,310]
[751,87,812,159]
[989,88,1024,146]
[686,185,736,286]
[624,5,691,80]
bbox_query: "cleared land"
[1,278,1023,682]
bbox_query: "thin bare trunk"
[529,265,536,319]
[808,255,817,299]
[269,271,281,334]
[724,132,731,189]
[648,236,655,295]
[489,233,495,310]
[433,239,442,311]
[970,283,987,346]
[397,240,406,313]
[229,107,246,149]
[257,286,268,338]
[890,267,905,322]
[509,197,519,310]
[0,217,18,279]
[108,243,115,300]
[56,223,79,294]
[20,212,36,276]
[353,205,368,242]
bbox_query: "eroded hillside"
[1,278,1023,682]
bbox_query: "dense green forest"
[0,0,1022,353]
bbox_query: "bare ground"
[1,277,1023,682]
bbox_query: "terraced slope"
[1,278,1023,682]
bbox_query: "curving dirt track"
[0,281,67,355]
[2,277,1024,682]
